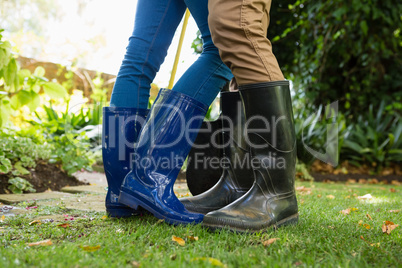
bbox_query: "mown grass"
[1,182,401,267]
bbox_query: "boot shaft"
[220,91,254,190]
[239,81,296,195]
[134,89,208,185]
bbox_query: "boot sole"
[106,205,144,218]
[203,213,299,234]
[119,189,203,225]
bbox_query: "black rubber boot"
[203,81,298,233]
[180,91,254,214]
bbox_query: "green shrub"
[278,0,401,118]
[341,102,401,169]
[8,177,36,194]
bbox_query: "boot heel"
[119,191,140,210]
[275,214,299,229]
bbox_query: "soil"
[0,162,87,194]
[311,172,401,184]
[309,160,402,184]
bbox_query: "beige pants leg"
[208,0,284,85]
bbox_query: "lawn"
[1,182,401,267]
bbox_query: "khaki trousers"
[208,0,284,85]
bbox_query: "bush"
[276,0,401,118]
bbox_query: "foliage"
[0,30,68,128]
[0,128,51,176]
[278,0,402,117]
[342,102,402,169]
[48,131,95,176]
[8,176,36,194]
[295,162,314,181]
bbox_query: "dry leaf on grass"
[340,208,351,215]
[262,238,280,247]
[382,221,399,235]
[29,220,42,225]
[389,188,396,193]
[187,235,198,241]
[57,223,70,228]
[340,208,358,215]
[0,215,5,222]
[366,214,373,220]
[79,245,101,252]
[357,194,373,200]
[101,215,108,220]
[191,257,225,267]
[172,235,185,246]
[358,221,371,229]
[326,195,335,199]
[389,210,400,213]
[296,186,312,195]
[28,239,52,247]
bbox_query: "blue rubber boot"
[119,89,207,225]
[103,107,149,217]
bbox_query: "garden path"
[0,171,190,218]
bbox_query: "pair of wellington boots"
[181,81,299,232]
[102,82,298,232]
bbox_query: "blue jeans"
[110,0,233,109]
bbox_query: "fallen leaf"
[131,261,140,267]
[101,215,108,220]
[370,243,380,247]
[191,257,225,267]
[262,238,280,247]
[172,235,185,246]
[389,188,396,193]
[29,220,42,226]
[79,245,101,252]
[317,194,322,198]
[187,236,199,241]
[170,254,177,260]
[340,208,351,215]
[326,195,335,199]
[347,179,357,183]
[0,215,5,222]
[366,214,373,220]
[389,210,400,213]
[382,221,399,235]
[57,223,70,228]
[363,224,371,229]
[28,239,52,247]
[391,180,401,186]
[296,186,312,195]
[357,194,373,200]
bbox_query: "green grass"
[1,182,401,267]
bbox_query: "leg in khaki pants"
[208,0,284,85]
[203,0,299,233]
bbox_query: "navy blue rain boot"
[103,107,149,217]
[119,89,208,225]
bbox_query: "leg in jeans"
[110,0,187,108]
[118,0,234,224]
[172,0,233,107]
